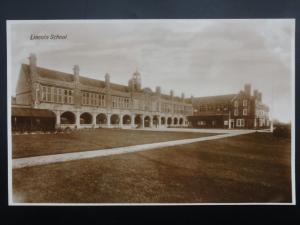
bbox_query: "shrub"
[273,125,291,139]
[56,127,64,133]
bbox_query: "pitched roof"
[79,76,106,88]
[22,64,128,91]
[192,94,236,105]
[12,107,56,118]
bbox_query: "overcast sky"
[8,19,294,122]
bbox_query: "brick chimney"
[254,89,259,99]
[29,53,37,67]
[181,93,185,102]
[156,86,161,95]
[73,65,80,84]
[105,73,110,88]
[244,84,251,96]
[170,89,174,98]
[29,53,38,81]
[258,92,262,102]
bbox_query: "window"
[40,85,73,104]
[234,100,239,107]
[112,96,129,109]
[58,88,63,103]
[64,90,68,103]
[243,99,248,106]
[42,86,46,101]
[81,91,105,106]
[54,88,58,102]
[197,121,206,126]
[47,87,51,101]
[234,109,238,116]
[236,119,245,127]
[243,109,248,116]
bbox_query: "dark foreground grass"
[12,128,215,158]
[13,132,292,203]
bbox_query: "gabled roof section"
[36,65,74,82]
[192,94,236,105]
[110,83,129,92]
[22,64,128,91]
[79,76,106,88]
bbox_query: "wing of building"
[12,54,193,132]
[188,84,270,129]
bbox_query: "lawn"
[12,132,292,203]
[12,128,215,158]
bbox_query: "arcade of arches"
[54,110,187,129]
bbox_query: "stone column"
[55,111,61,128]
[92,113,97,127]
[131,114,135,128]
[76,111,81,129]
[150,117,153,128]
[119,114,123,128]
[106,113,111,128]
[158,116,161,128]
[141,115,145,128]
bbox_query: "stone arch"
[179,117,184,125]
[174,117,178,125]
[167,117,172,125]
[144,116,151,127]
[153,116,159,127]
[135,115,142,127]
[123,115,131,125]
[110,114,120,125]
[161,117,166,125]
[96,113,107,124]
[80,112,92,124]
[60,111,76,124]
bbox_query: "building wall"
[14,56,193,130]
[190,85,270,129]
[230,91,255,129]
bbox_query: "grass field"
[12,128,215,158]
[12,132,292,203]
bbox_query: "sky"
[8,19,294,123]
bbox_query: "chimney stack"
[254,89,259,99]
[258,92,262,102]
[105,73,110,88]
[73,65,80,76]
[73,65,80,84]
[156,86,161,95]
[181,93,185,101]
[28,53,38,81]
[29,53,37,67]
[244,84,251,96]
[170,89,174,97]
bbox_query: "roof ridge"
[193,93,236,98]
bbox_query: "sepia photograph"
[7,19,295,205]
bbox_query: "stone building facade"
[189,84,270,129]
[13,54,193,130]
